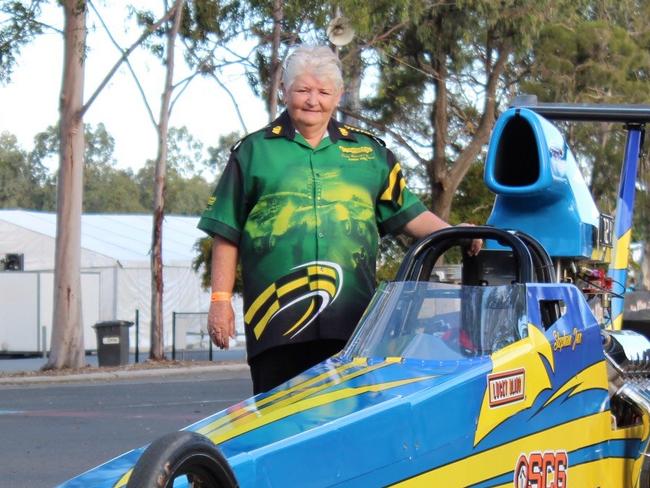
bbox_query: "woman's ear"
[334,89,343,107]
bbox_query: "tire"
[126,431,238,488]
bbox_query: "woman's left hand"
[456,222,483,256]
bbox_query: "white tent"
[0,210,241,354]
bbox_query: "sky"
[0,1,269,173]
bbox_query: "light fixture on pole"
[327,16,355,47]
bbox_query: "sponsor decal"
[338,145,374,161]
[514,451,568,488]
[553,328,583,352]
[488,368,525,407]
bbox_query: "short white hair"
[282,45,344,92]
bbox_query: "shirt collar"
[264,111,296,139]
[264,111,357,143]
[327,117,358,142]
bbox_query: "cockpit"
[344,226,547,362]
[345,281,528,361]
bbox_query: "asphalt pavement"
[0,348,253,487]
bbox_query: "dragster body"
[60,101,650,488]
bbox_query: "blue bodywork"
[60,281,646,487]
[484,107,600,258]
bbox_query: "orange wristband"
[211,291,232,302]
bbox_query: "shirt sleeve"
[197,151,247,245]
[376,149,427,236]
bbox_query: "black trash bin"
[93,320,133,367]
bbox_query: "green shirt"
[198,111,426,358]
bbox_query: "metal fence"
[171,311,246,361]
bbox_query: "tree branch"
[169,70,200,115]
[87,0,157,126]
[207,70,248,133]
[183,43,249,133]
[362,21,408,47]
[449,41,510,184]
[80,2,179,117]
[0,0,62,55]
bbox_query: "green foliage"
[84,165,146,213]
[520,3,650,242]
[192,235,213,289]
[165,173,213,214]
[522,20,650,104]
[134,1,246,72]
[136,161,202,214]
[206,131,240,176]
[192,235,243,292]
[0,0,47,83]
[29,123,148,212]
[450,162,494,226]
[2,123,214,215]
[376,234,410,283]
[0,131,51,208]
[180,0,223,42]
[166,126,206,176]
[356,0,567,222]
[135,125,214,214]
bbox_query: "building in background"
[0,210,243,355]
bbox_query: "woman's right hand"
[208,300,235,349]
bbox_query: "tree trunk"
[341,45,362,126]
[429,48,451,221]
[150,0,183,360]
[45,0,87,370]
[429,40,507,222]
[267,0,283,120]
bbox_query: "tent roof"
[0,210,206,265]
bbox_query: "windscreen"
[344,281,528,361]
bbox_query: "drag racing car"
[59,100,650,487]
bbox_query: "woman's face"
[284,73,341,133]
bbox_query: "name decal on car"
[514,450,568,488]
[553,328,583,352]
[488,368,525,407]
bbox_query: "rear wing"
[512,95,650,123]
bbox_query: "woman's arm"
[207,235,239,349]
[401,211,482,256]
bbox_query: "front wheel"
[126,431,238,488]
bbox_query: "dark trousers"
[248,339,347,394]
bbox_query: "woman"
[198,45,481,394]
